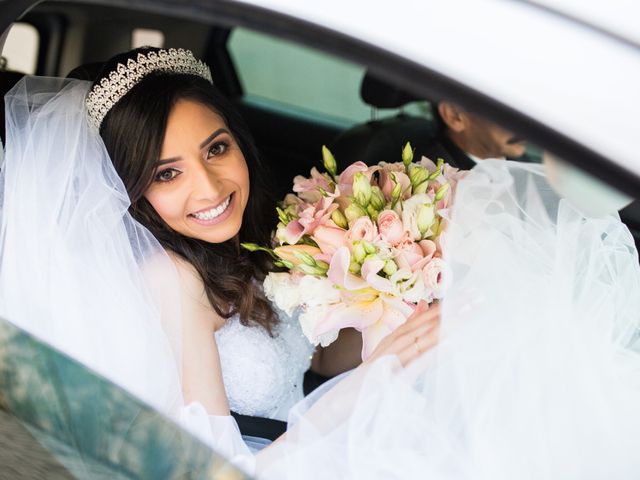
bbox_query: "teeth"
[193,196,231,220]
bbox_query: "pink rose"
[376,210,404,245]
[410,239,437,271]
[284,197,337,245]
[418,156,438,171]
[379,169,411,202]
[293,167,332,203]
[394,235,424,270]
[337,161,369,186]
[379,161,405,173]
[422,257,450,299]
[418,239,437,259]
[312,225,348,255]
[346,216,377,244]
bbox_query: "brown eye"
[207,141,228,158]
[154,168,180,182]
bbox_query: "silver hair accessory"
[86,48,213,130]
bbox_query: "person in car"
[0,46,439,471]
[2,47,640,479]
[421,100,528,170]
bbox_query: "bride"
[2,47,640,479]
[0,47,439,473]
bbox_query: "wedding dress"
[2,76,640,480]
[217,311,314,422]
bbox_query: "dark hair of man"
[93,47,279,334]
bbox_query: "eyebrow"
[156,128,230,166]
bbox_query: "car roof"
[2,0,639,192]
[527,0,640,47]
[238,0,640,182]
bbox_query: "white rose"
[263,272,301,316]
[422,258,451,299]
[296,276,342,347]
[390,268,427,303]
[401,193,431,241]
[299,305,340,347]
[297,275,341,307]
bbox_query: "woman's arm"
[170,254,229,415]
[311,328,363,377]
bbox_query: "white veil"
[0,76,253,474]
[258,161,640,479]
[0,76,183,413]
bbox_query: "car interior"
[2,0,640,454]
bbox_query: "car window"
[0,22,39,74]
[228,27,431,127]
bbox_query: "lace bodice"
[215,309,314,421]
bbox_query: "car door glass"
[228,27,430,127]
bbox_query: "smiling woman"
[95,47,279,334]
[146,100,250,244]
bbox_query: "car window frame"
[2,0,639,198]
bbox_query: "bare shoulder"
[165,250,225,330]
[165,251,204,295]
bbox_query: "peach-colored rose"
[274,245,322,266]
[376,210,404,245]
[346,216,377,244]
[312,225,348,255]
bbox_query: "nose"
[189,160,223,201]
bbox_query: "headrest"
[360,71,421,109]
[66,62,105,81]
[0,70,27,145]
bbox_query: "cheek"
[236,158,251,207]
[145,189,185,224]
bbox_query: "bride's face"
[144,98,250,243]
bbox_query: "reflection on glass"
[0,317,249,480]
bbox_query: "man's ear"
[438,102,468,133]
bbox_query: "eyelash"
[153,140,230,183]
[154,168,180,183]
[207,140,229,158]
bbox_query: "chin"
[199,222,242,244]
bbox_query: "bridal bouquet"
[243,143,465,359]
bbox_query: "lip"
[188,193,235,226]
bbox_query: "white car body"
[236,0,640,185]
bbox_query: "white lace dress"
[216,309,315,422]
[179,308,314,472]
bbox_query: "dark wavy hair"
[93,47,278,333]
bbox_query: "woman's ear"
[438,101,468,133]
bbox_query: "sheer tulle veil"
[0,76,251,474]
[0,77,185,419]
[258,163,640,478]
[3,76,640,480]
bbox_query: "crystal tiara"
[86,48,213,130]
